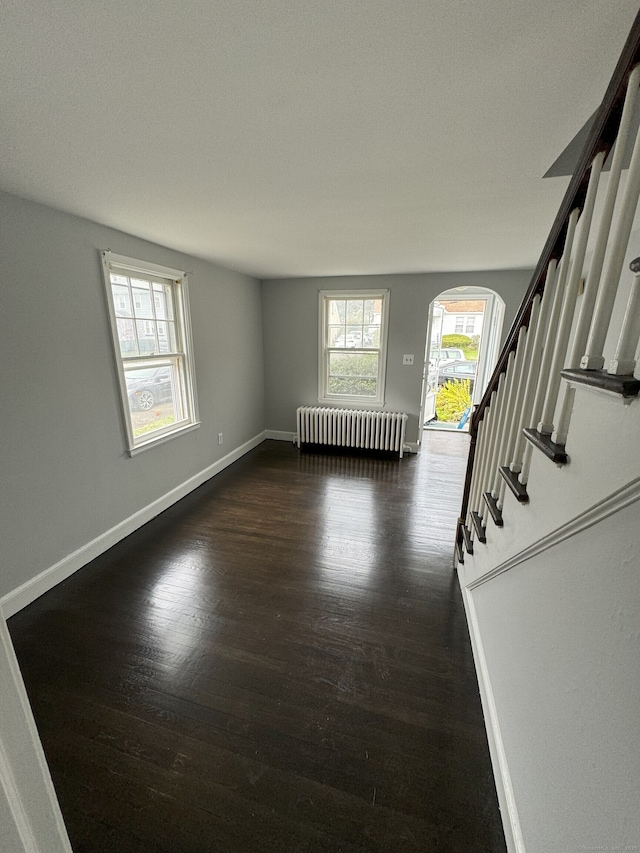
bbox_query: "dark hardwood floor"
[9,433,506,853]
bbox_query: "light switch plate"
[403,354,414,365]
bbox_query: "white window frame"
[101,251,200,455]
[318,289,389,407]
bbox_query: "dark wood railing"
[458,9,640,548]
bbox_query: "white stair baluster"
[539,154,603,435]
[493,327,527,505]
[582,65,640,370]
[511,264,558,473]
[482,373,507,506]
[498,297,541,502]
[473,402,495,526]
[609,258,640,375]
[466,417,486,535]
[485,358,512,502]
[527,209,579,440]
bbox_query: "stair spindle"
[510,264,558,473]
[539,155,603,436]
[582,65,640,370]
[493,327,527,505]
[481,372,508,516]
[608,257,640,375]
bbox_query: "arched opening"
[419,286,505,436]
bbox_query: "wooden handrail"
[459,9,640,531]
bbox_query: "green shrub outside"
[435,379,472,422]
[328,352,377,397]
[442,333,478,360]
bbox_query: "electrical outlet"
[218,432,223,445]
[403,354,414,365]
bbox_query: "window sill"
[127,420,201,456]
[317,398,387,409]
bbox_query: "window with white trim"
[465,316,475,334]
[319,290,389,405]
[102,252,199,453]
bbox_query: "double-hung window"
[319,290,389,405]
[102,252,199,454]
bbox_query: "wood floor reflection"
[9,433,506,853]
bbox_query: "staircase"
[455,13,640,853]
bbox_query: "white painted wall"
[0,191,265,604]
[261,269,531,445]
[464,497,640,851]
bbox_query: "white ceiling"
[1,1,638,278]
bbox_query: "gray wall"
[0,191,265,599]
[261,269,532,443]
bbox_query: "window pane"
[116,318,138,356]
[365,299,382,324]
[328,351,378,397]
[124,362,184,438]
[157,320,177,353]
[346,300,364,325]
[136,319,157,354]
[329,325,346,346]
[342,326,362,347]
[131,280,154,318]
[153,282,174,321]
[328,299,346,324]
[363,325,379,347]
[111,283,131,317]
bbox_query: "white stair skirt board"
[461,588,525,853]
[0,432,267,619]
[0,617,73,852]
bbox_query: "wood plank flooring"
[9,433,506,853]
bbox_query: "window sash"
[102,252,199,454]
[319,291,389,405]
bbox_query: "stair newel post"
[582,66,640,370]
[539,156,602,437]
[493,327,527,505]
[608,257,640,375]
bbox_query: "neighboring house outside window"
[439,300,485,339]
[101,252,199,454]
[318,290,389,405]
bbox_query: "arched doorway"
[419,286,505,436]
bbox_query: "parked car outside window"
[126,367,173,411]
[437,360,477,391]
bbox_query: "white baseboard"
[461,584,526,853]
[265,430,296,442]
[1,432,267,619]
